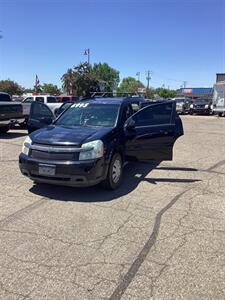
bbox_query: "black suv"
[19,97,183,189]
[189,98,212,115]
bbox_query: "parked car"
[173,98,193,114]
[21,94,62,125]
[0,92,12,102]
[19,97,183,189]
[56,95,79,103]
[0,101,24,133]
[189,99,212,115]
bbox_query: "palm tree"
[61,68,75,95]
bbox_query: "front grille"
[195,105,205,109]
[30,150,77,160]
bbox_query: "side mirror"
[124,118,136,131]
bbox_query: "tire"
[0,125,10,134]
[102,153,123,190]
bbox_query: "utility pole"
[183,81,187,88]
[84,49,90,64]
[146,70,151,89]
[136,72,140,82]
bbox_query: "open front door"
[125,101,183,161]
[27,101,55,133]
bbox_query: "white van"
[22,95,62,117]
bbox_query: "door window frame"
[127,101,176,129]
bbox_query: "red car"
[56,95,79,103]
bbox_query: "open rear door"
[125,101,183,161]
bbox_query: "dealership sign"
[183,88,193,94]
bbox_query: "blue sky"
[0,0,224,89]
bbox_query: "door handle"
[160,130,169,135]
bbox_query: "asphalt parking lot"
[0,115,225,300]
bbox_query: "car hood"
[30,125,113,146]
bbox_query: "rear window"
[0,104,22,114]
[0,93,11,102]
[47,96,57,103]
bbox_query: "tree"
[61,63,100,97]
[146,87,155,99]
[23,88,35,94]
[73,63,100,97]
[0,79,24,95]
[155,88,177,99]
[41,83,61,95]
[92,63,120,92]
[61,68,76,95]
[118,77,145,94]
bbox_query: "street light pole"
[84,48,90,64]
[136,72,140,82]
[146,70,151,89]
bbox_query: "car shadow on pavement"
[29,161,201,203]
[156,166,198,172]
[29,161,159,202]
[0,131,27,139]
[143,178,201,184]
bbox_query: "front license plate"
[38,164,56,176]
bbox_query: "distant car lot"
[0,115,225,299]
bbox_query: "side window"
[24,97,34,103]
[31,102,53,118]
[121,104,133,124]
[47,97,57,103]
[35,97,44,103]
[133,103,173,127]
[0,94,11,101]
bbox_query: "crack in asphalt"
[108,188,192,300]
[206,159,225,171]
[0,198,48,228]
[0,152,224,297]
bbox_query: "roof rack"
[90,92,139,98]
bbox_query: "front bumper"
[19,153,108,187]
[191,108,210,114]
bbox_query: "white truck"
[22,95,62,120]
[212,82,225,116]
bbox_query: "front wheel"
[102,153,123,190]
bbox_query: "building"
[216,73,225,83]
[177,87,213,100]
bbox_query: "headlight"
[79,140,104,160]
[190,104,194,108]
[22,136,32,155]
[205,104,209,108]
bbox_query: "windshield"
[195,99,209,104]
[55,103,119,127]
[176,99,185,104]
